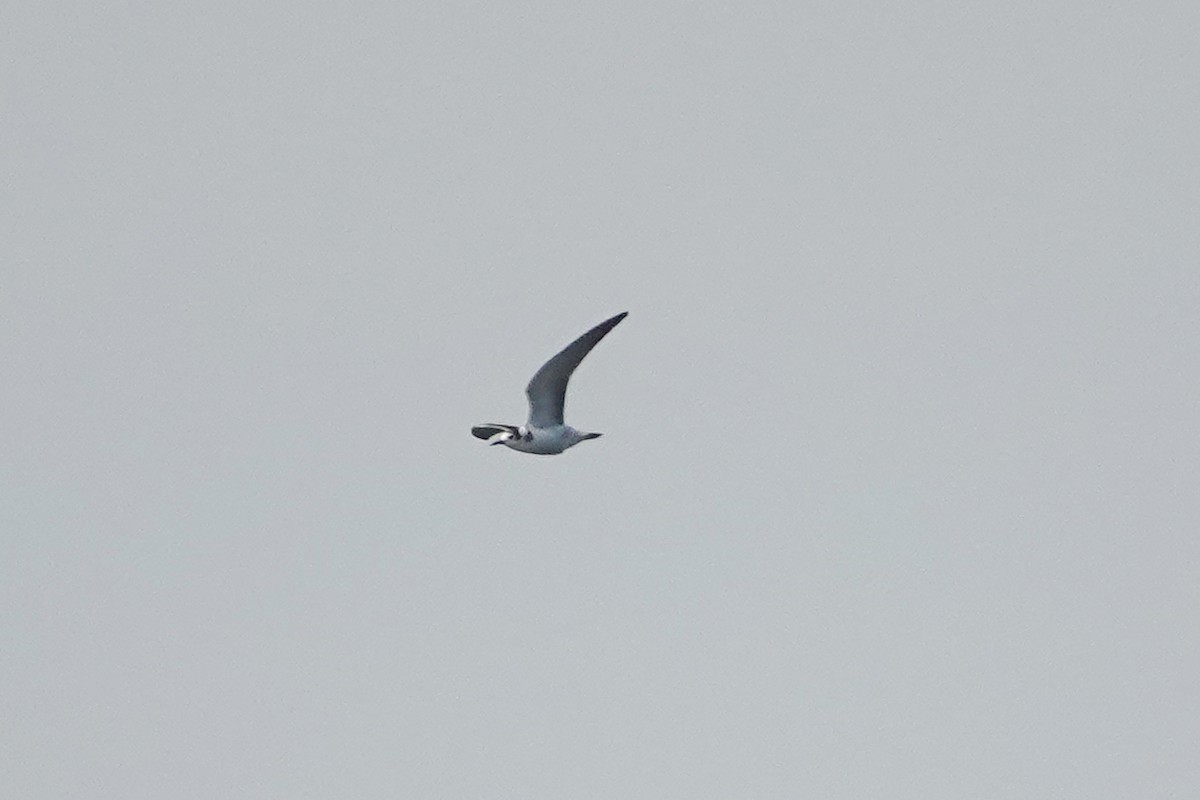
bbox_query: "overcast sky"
[3,2,1198,798]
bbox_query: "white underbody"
[493,425,595,455]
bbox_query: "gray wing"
[526,312,628,428]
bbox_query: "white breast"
[503,425,578,455]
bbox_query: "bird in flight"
[472,312,628,455]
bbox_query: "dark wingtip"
[472,424,519,441]
[597,311,628,333]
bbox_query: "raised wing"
[525,312,627,428]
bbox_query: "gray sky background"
[3,2,1198,797]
